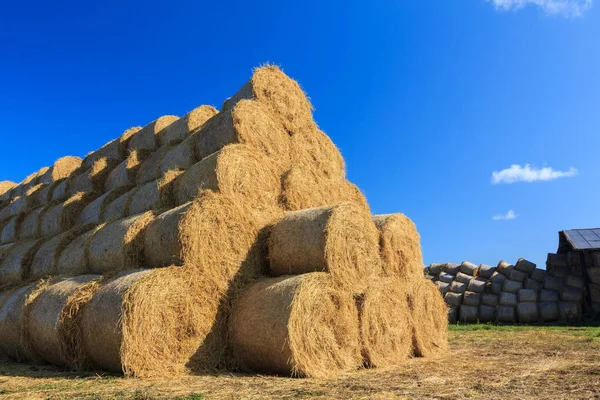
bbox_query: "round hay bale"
[129,171,182,216]
[459,305,478,323]
[455,272,473,284]
[444,292,463,307]
[509,269,527,282]
[517,302,538,323]
[540,289,559,303]
[19,207,44,240]
[479,305,496,323]
[445,263,460,275]
[0,243,16,264]
[127,116,179,153]
[80,267,207,377]
[0,203,12,221]
[544,276,565,292]
[371,213,423,281]
[8,195,28,218]
[104,150,147,192]
[1,215,24,244]
[459,261,479,276]
[82,139,122,169]
[174,144,280,209]
[0,282,47,361]
[157,105,218,147]
[484,281,502,295]
[538,302,559,322]
[0,240,41,285]
[197,100,291,172]
[158,135,197,175]
[447,306,458,324]
[39,156,83,185]
[289,127,345,180]
[29,225,93,281]
[40,192,89,238]
[497,260,514,277]
[481,293,499,307]
[428,263,445,276]
[50,178,69,202]
[408,280,448,357]
[27,275,100,366]
[230,273,360,377]
[269,203,381,294]
[436,281,450,295]
[117,127,143,153]
[587,267,600,284]
[497,305,516,323]
[524,278,543,291]
[450,281,467,293]
[88,212,154,274]
[515,258,536,275]
[566,275,585,290]
[136,145,173,185]
[281,167,368,213]
[67,169,95,196]
[517,288,537,303]
[439,272,455,284]
[502,279,523,294]
[0,181,16,201]
[467,279,485,293]
[56,227,99,276]
[222,65,315,137]
[558,302,581,322]
[490,271,507,284]
[77,188,130,226]
[462,291,481,307]
[478,264,496,279]
[499,291,517,307]
[103,187,139,222]
[70,158,119,197]
[561,286,583,303]
[358,279,412,368]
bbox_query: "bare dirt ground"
[0,325,599,399]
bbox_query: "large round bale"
[40,192,89,237]
[196,100,291,172]
[517,302,538,323]
[485,282,502,295]
[481,293,499,307]
[289,127,345,180]
[460,261,479,276]
[525,279,543,291]
[29,225,93,280]
[370,213,423,281]
[174,144,280,208]
[39,156,83,185]
[50,179,69,202]
[509,269,528,283]
[0,181,16,201]
[57,227,99,276]
[490,271,507,284]
[157,105,218,146]
[497,306,516,323]
[497,260,514,277]
[18,207,45,240]
[82,138,124,169]
[104,150,146,192]
[544,276,565,292]
[77,188,130,226]
[540,289,559,302]
[444,292,463,307]
[0,243,15,264]
[281,168,368,213]
[567,275,585,290]
[127,116,179,153]
[515,258,536,275]
[538,302,559,322]
[135,145,174,185]
[407,280,448,357]
[129,171,182,216]
[0,240,41,285]
[428,263,445,276]
[447,307,458,324]
[8,195,29,218]
[445,263,460,275]
[229,273,361,378]
[1,215,24,243]
[455,272,472,284]
[103,187,139,222]
[269,202,381,294]
[467,279,485,293]
[27,275,100,366]
[559,302,581,322]
[518,289,538,303]
[479,305,496,323]
[358,279,412,368]
[439,272,454,284]
[478,264,496,279]
[462,291,481,307]
[0,282,47,361]
[503,279,523,294]
[88,212,154,274]
[158,135,197,175]
[117,127,143,154]
[459,305,478,323]
[69,158,119,196]
[450,281,467,293]
[561,287,584,303]
[436,281,450,295]
[499,291,518,307]
[80,267,207,377]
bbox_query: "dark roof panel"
[562,229,600,250]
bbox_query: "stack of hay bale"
[0,66,447,378]
[426,259,584,324]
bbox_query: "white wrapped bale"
[559,302,581,322]
[540,289,559,303]
[490,271,507,285]
[479,305,496,323]
[455,272,472,284]
[439,272,454,284]
[497,306,516,323]
[478,264,496,279]
[447,307,458,324]
[524,279,543,291]
[530,268,546,283]
[481,293,499,307]
[515,258,536,275]
[467,279,485,294]
[429,263,444,275]
[561,287,583,303]
[485,282,502,295]
[445,263,460,275]
[538,302,559,322]
[518,289,537,303]
[463,291,481,307]
[509,269,527,283]
[502,279,522,294]
[436,281,450,295]
[459,305,478,323]
[544,276,565,292]
[517,302,538,323]
[499,292,517,307]
[460,261,479,276]
[444,292,463,307]
[497,260,514,277]
[566,275,585,290]
[450,281,467,294]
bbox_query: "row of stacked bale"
[0,65,448,378]
[425,259,585,324]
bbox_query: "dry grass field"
[0,325,598,400]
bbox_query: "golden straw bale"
[40,192,90,238]
[117,127,143,154]
[82,139,122,169]
[104,150,148,192]
[129,171,182,216]
[372,214,424,282]
[174,144,280,208]
[157,105,218,147]
[1,215,25,244]
[0,181,16,201]
[268,202,382,294]
[290,127,345,180]
[127,116,179,153]
[56,227,99,276]
[136,145,173,185]
[0,240,42,285]
[229,273,361,378]
[407,279,449,357]
[103,187,139,223]
[18,206,45,240]
[0,243,15,264]
[39,156,83,185]
[88,212,154,273]
[50,179,69,202]
[77,188,130,226]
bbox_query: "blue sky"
[1,0,599,268]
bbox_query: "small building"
[547,228,600,317]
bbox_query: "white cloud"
[491,164,578,184]
[493,210,518,220]
[489,0,592,16]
